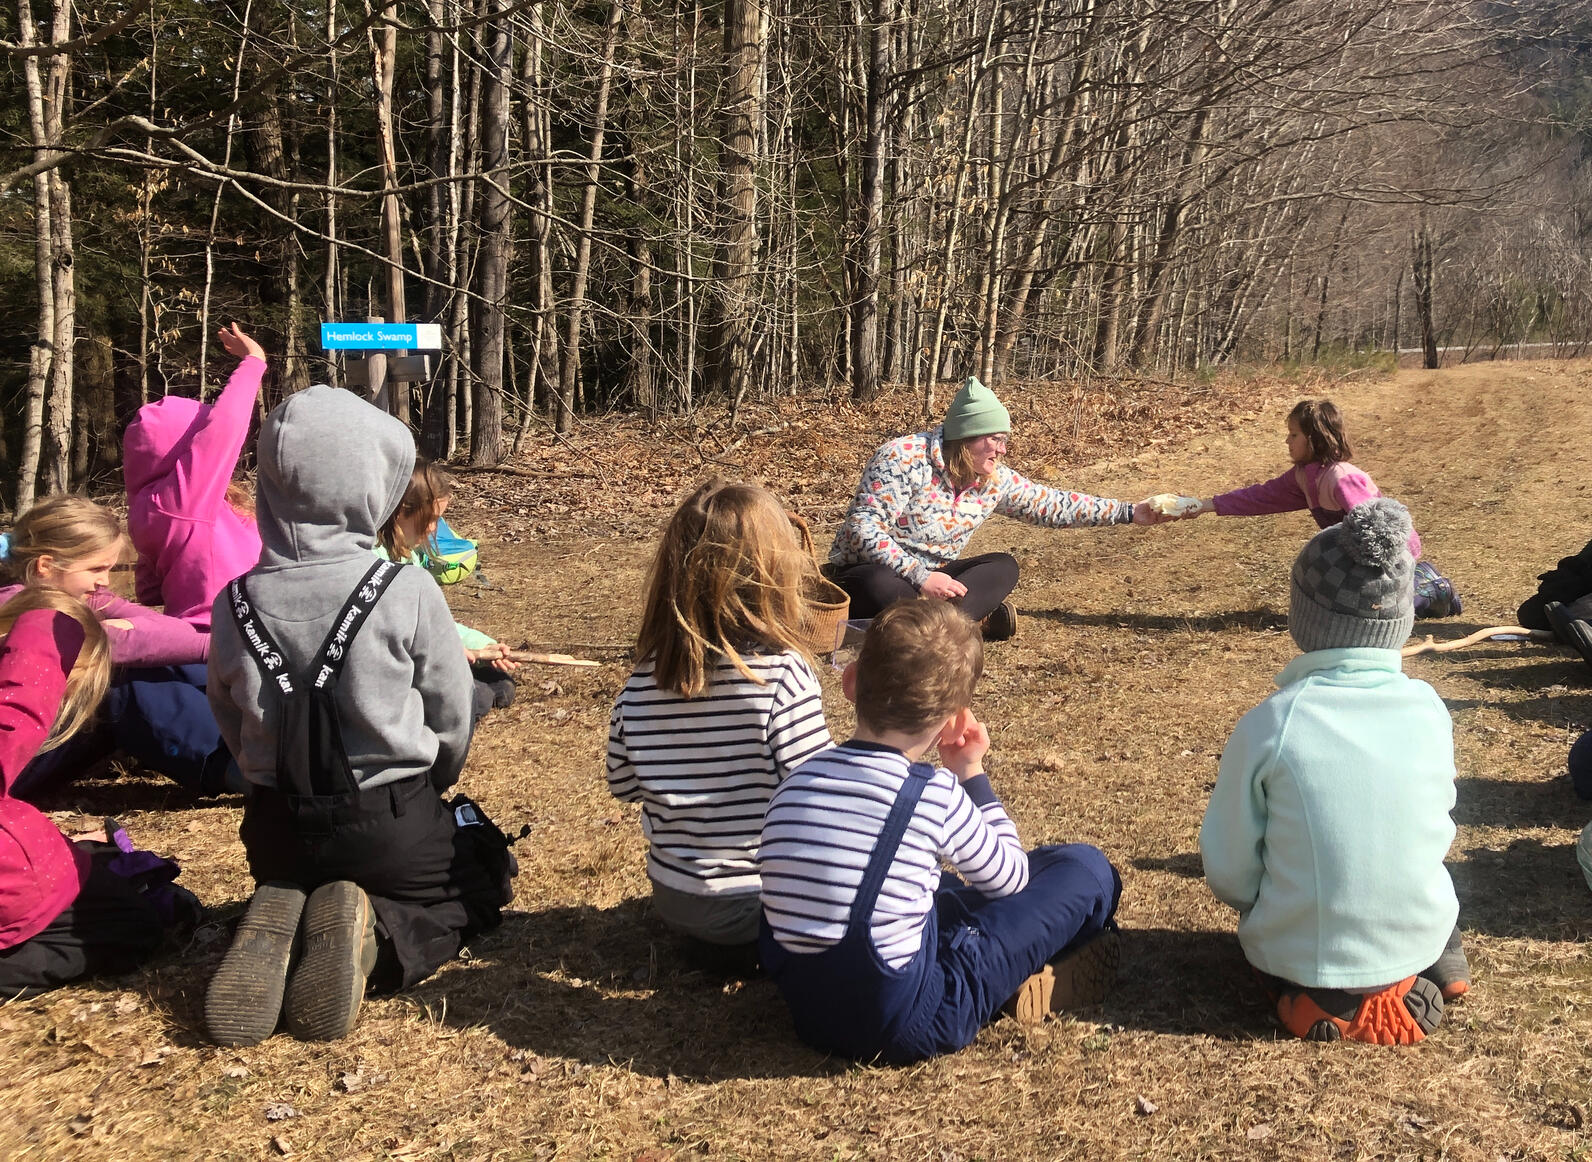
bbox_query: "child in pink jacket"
[1186,399,1461,618]
[123,323,267,628]
[0,588,197,995]
[2,496,225,798]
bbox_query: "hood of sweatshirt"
[254,385,415,569]
[123,396,208,497]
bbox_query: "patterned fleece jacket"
[829,428,1134,585]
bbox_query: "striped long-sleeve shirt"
[607,651,833,897]
[828,427,1134,586]
[758,741,1029,968]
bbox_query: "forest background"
[2,0,1591,515]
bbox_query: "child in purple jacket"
[1184,399,1461,618]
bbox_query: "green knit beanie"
[941,376,1011,442]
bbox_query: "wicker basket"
[788,512,851,655]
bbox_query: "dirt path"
[4,361,1592,1160]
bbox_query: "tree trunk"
[847,0,890,402]
[371,2,409,423]
[470,0,513,465]
[705,0,762,401]
[1412,221,1439,370]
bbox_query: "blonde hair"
[379,459,455,561]
[942,436,1000,490]
[854,599,983,734]
[6,495,124,587]
[225,478,256,520]
[636,478,816,697]
[0,587,111,751]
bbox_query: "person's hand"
[919,571,968,601]
[938,708,990,781]
[217,322,267,362]
[1187,497,1216,518]
[1131,498,1180,525]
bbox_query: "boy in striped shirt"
[758,599,1122,1063]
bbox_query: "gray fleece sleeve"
[412,577,474,789]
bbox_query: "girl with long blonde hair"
[606,479,834,964]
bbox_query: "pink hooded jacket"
[0,610,92,950]
[123,356,266,628]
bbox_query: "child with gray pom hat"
[1199,498,1468,1045]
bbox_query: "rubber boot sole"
[1005,926,1120,1024]
[204,883,307,1047]
[284,881,375,1042]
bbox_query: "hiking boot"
[283,881,377,1042]
[980,600,1019,643]
[1419,926,1470,1001]
[1545,602,1592,672]
[1275,975,1443,1045]
[1004,924,1120,1024]
[204,882,307,1047]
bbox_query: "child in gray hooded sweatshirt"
[203,385,515,1047]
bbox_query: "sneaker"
[1275,975,1443,1045]
[1420,927,1470,1001]
[283,881,377,1042]
[204,882,307,1047]
[1545,602,1592,672]
[1004,924,1120,1024]
[980,600,1019,643]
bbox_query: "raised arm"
[168,326,267,518]
[992,466,1134,528]
[938,776,1030,899]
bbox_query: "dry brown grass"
[3,362,1591,1161]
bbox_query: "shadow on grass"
[1449,658,1591,696]
[1024,607,1288,635]
[1453,775,1590,830]
[1451,838,1592,941]
[408,901,847,1082]
[1106,926,1276,1040]
[1130,852,1205,879]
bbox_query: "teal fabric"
[1199,648,1459,989]
[940,377,1010,442]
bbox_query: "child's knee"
[1029,843,1121,907]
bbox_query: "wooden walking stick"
[475,644,600,667]
[1401,626,1555,658]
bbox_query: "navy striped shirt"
[607,652,833,897]
[759,743,1029,968]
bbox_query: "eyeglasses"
[982,434,1010,451]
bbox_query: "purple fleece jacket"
[123,356,266,628]
[0,585,208,668]
[1213,460,1422,559]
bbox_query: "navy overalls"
[761,761,1121,1064]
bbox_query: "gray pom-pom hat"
[1289,498,1416,653]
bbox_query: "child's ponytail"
[1287,399,1354,466]
[0,587,111,751]
[637,479,816,697]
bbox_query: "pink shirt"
[1212,460,1422,559]
[123,356,266,628]
[0,610,92,949]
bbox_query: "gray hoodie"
[207,385,473,790]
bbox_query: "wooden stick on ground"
[1401,626,1556,657]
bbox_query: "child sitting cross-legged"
[757,599,1122,1064]
[1200,498,1469,1045]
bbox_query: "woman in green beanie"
[827,377,1169,640]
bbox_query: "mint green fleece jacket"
[1199,648,1459,990]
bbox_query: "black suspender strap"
[307,559,401,692]
[229,575,297,696]
[228,559,401,693]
